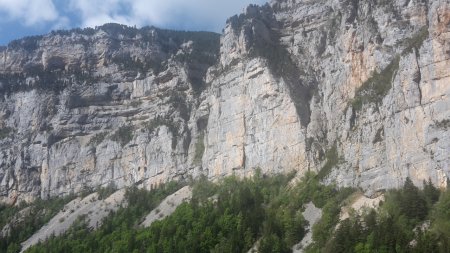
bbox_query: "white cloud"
[0,0,268,36]
[69,0,268,31]
[0,0,59,26]
[51,16,70,30]
[69,0,136,28]
[131,0,269,31]
[128,0,267,30]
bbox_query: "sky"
[0,0,268,46]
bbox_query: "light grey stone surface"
[141,186,192,227]
[0,0,449,203]
[293,202,322,253]
[20,189,126,252]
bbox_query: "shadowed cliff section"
[0,24,220,95]
[227,4,315,127]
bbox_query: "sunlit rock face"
[0,25,221,204]
[1,0,449,203]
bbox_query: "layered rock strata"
[0,0,449,203]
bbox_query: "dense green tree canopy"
[1,174,448,253]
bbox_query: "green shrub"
[193,133,205,164]
[143,116,180,149]
[0,204,20,230]
[372,127,384,144]
[0,127,12,139]
[435,119,450,129]
[402,26,429,55]
[88,132,107,146]
[144,117,178,135]
[317,144,339,180]
[351,56,400,112]
[96,182,117,200]
[129,100,142,108]
[111,125,134,147]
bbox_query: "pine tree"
[423,178,440,208]
[401,177,427,220]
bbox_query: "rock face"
[0,24,221,204]
[141,186,192,227]
[0,0,449,203]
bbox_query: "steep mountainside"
[0,0,449,204]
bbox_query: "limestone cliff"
[0,0,449,203]
[0,24,220,203]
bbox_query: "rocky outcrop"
[293,202,322,253]
[0,24,220,204]
[0,0,449,203]
[20,189,126,252]
[294,0,450,194]
[141,186,192,227]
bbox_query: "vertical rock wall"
[0,0,449,203]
